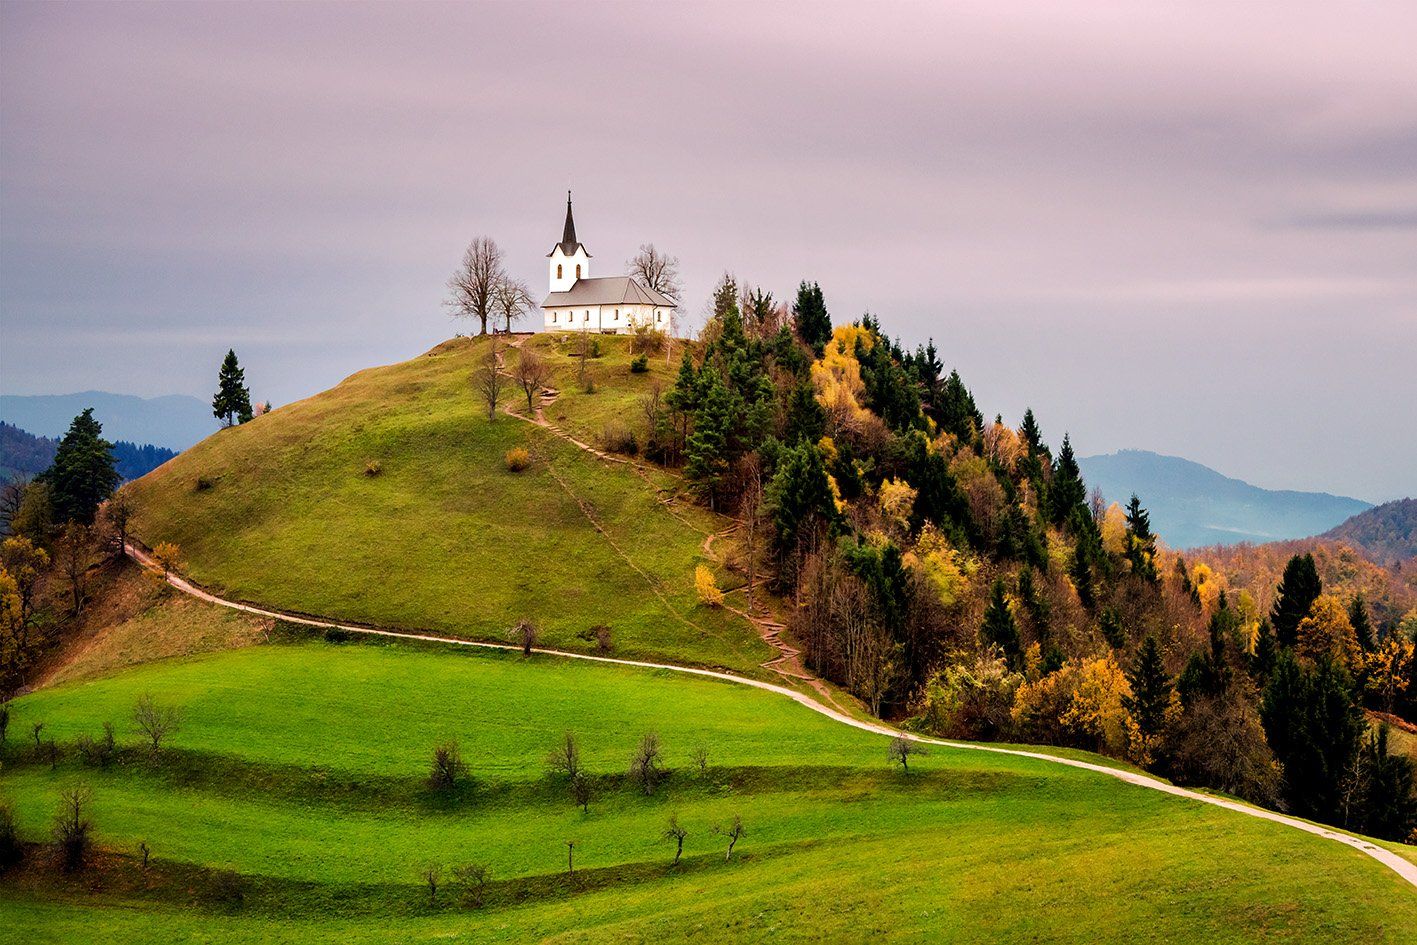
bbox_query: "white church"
[542,193,677,335]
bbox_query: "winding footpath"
[123,542,1417,890]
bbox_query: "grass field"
[2,637,1414,943]
[122,334,771,674]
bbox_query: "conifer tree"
[1050,435,1087,527]
[791,281,831,354]
[938,370,983,444]
[1019,408,1046,457]
[1250,617,1277,678]
[41,409,120,526]
[1260,651,1363,821]
[1349,594,1375,653]
[685,369,735,505]
[212,349,254,427]
[765,441,838,559]
[1124,635,1172,738]
[1123,494,1158,582]
[1270,553,1322,649]
[981,578,1021,669]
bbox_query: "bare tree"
[428,740,468,792]
[571,772,591,813]
[475,335,504,420]
[513,348,552,414]
[445,237,507,335]
[104,488,134,557]
[452,862,490,908]
[493,278,537,333]
[55,522,93,617]
[422,862,441,905]
[513,618,539,656]
[629,732,665,795]
[628,244,682,302]
[693,745,709,778]
[888,735,927,773]
[546,731,581,781]
[0,481,27,536]
[132,692,181,756]
[565,839,577,880]
[53,785,93,873]
[715,815,744,861]
[663,814,688,865]
[139,840,151,870]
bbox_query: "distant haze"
[1,2,1413,500]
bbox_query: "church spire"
[562,190,577,247]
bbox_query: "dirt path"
[124,540,1417,890]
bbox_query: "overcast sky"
[1,2,1413,501]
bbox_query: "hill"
[121,334,773,674]
[0,421,177,484]
[1,632,1412,943]
[0,392,213,452]
[1323,499,1417,566]
[1077,449,1371,549]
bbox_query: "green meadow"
[1,638,1413,943]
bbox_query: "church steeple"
[561,190,577,248]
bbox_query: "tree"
[570,772,591,813]
[428,740,467,792]
[565,838,578,880]
[739,454,765,612]
[715,815,744,860]
[628,244,682,302]
[887,734,927,773]
[422,863,441,906]
[451,862,490,908]
[514,618,539,656]
[152,541,182,578]
[695,564,723,607]
[475,336,504,420]
[492,278,536,333]
[981,578,1021,670]
[105,487,134,556]
[1123,494,1158,582]
[663,814,688,865]
[1260,651,1363,821]
[684,368,735,504]
[1050,435,1087,527]
[445,237,507,335]
[53,785,93,873]
[1124,636,1173,739]
[42,409,120,524]
[1270,553,1322,649]
[792,281,831,354]
[1352,726,1417,841]
[546,732,581,782]
[211,350,254,428]
[765,441,837,563]
[132,692,181,756]
[693,745,709,778]
[1349,594,1375,653]
[513,348,552,414]
[1295,595,1360,670]
[1,803,22,872]
[629,731,665,795]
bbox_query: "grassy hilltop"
[2,636,1414,944]
[123,334,771,673]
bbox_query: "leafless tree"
[493,278,537,333]
[104,488,134,556]
[133,693,181,756]
[565,839,577,880]
[663,814,688,865]
[513,348,552,414]
[715,815,744,861]
[571,772,591,813]
[888,735,927,773]
[55,522,93,617]
[53,785,93,873]
[452,862,490,908]
[629,732,665,795]
[445,237,507,335]
[546,732,581,781]
[422,862,441,905]
[0,481,25,536]
[514,618,539,656]
[428,740,467,792]
[475,335,504,420]
[139,840,151,870]
[693,745,709,778]
[627,244,681,302]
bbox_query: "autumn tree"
[715,814,744,860]
[54,522,94,616]
[133,692,181,756]
[546,732,581,782]
[1270,553,1322,649]
[428,740,468,792]
[475,336,504,420]
[452,862,490,908]
[445,237,507,335]
[53,786,94,873]
[492,278,536,333]
[887,735,927,773]
[628,244,682,302]
[105,487,134,556]
[629,732,665,795]
[1295,595,1360,670]
[152,541,182,578]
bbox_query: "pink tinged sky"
[0,1,1413,500]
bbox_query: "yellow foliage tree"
[1364,635,1413,713]
[878,478,917,534]
[695,564,723,608]
[1190,562,1226,613]
[1295,594,1360,669]
[810,325,875,433]
[983,420,1023,473]
[1013,655,1142,761]
[152,541,183,579]
[904,524,970,608]
[1100,503,1127,556]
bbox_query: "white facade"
[543,302,672,334]
[548,242,590,293]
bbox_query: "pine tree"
[1251,617,1277,679]
[1270,553,1322,650]
[684,369,735,506]
[1354,726,1417,840]
[1050,435,1087,527]
[791,281,831,354]
[1123,494,1158,582]
[1019,408,1046,457]
[41,409,120,526]
[981,578,1021,670]
[938,370,982,444]
[1124,636,1172,738]
[1349,594,1375,653]
[1099,607,1125,648]
[212,349,254,427]
[765,441,838,558]
[1260,651,1363,821]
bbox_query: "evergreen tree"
[1123,494,1158,582]
[1260,651,1363,822]
[1354,726,1417,841]
[791,281,831,354]
[1019,408,1047,458]
[782,378,825,445]
[981,578,1022,670]
[765,441,838,558]
[40,409,120,526]
[1068,505,1104,609]
[1099,607,1125,648]
[1124,636,1173,738]
[684,368,735,505]
[938,370,983,444]
[1050,435,1087,527]
[1251,617,1277,679]
[1349,594,1375,653]
[212,349,254,427]
[1270,553,1322,649]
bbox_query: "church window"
[557,264,563,279]
[575,264,581,279]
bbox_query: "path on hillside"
[123,540,1417,890]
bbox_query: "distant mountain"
[0,420,178,484]
[1322,498,1417,565]
[0,391,213,452]
[1077,449,1371,550]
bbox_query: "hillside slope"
[1323,498,1417,566]
[122,335,772,674]
[1078,449,1371,548]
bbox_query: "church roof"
[547,191,592,258]
[542,276,678,309]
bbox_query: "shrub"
[919,652,1022,741]
[428,740,467,792]
[76,722,117,768]
[364,460,383,477]
[630,354,649,373]
[151,542,182,578]
[324,627,351,644]
[590,339,603,358]
[53,786,93,873]
[0,804,21,872]
[133,692,181,756]
[504,447,531,472]
[452,862,490,908]
[601,422,638,456]
[206,869,245,909]
[695,565,723,607]
[194,476,214,492]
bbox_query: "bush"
[206,869,245,909]
[53,786,92,873]
[919,653,1022,741]
[76,723,117,768]
[194,476,214,492]
[695,565,723,607]
[590,339,603,358]
[630,354,649,373]
[428,740,468,792]
[601,422,638,456]
[504,447,531,472]
[364,460,383,477]
[0,804,21,872]
[324,627,351,644]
